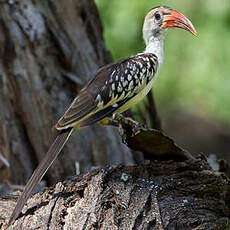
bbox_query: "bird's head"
[143,6,197,45]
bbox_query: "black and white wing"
[56,53,158,130]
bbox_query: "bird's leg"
[98,116,124,138]
[112,114,127,137]
[98,117,119,127]
[99,114,146,143]
[98,114,141,138]
[112,113,139,128]
[112,113,147,141]
[98,116,125,140]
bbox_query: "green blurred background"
[95,0,230,156]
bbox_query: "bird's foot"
[112,113,146,141]
[100,113,145,142]
[112,113,139,127]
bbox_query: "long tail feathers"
[9,128,74,225]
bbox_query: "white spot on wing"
[118,82,123,92]
[112,83,115,91]
[96,94,102,102]
[123,80,128,87]
[128,80,134,90]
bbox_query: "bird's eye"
[154,13,161,21]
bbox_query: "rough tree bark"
[0,0,134,186]
[0,156,229,229]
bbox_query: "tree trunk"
[0,156,229,229]
[0,0,134,186]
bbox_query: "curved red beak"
[162,10,197,36]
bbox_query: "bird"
[9,6,197,225]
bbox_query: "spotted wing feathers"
[56,53,158,130]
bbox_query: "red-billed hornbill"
[9,6,197,225]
